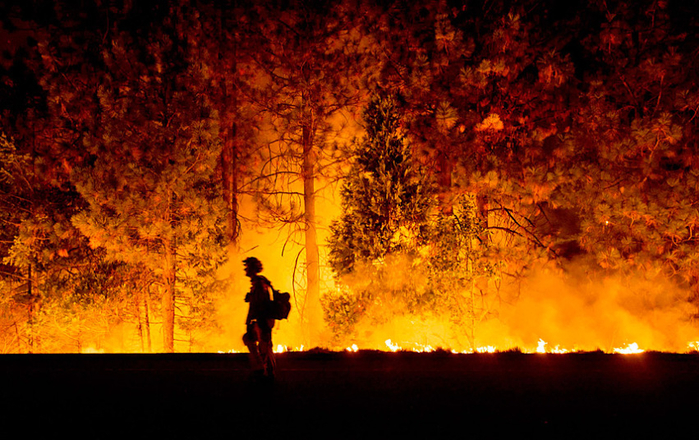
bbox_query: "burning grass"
[223,339,699,355]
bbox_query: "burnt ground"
[1,351,698,439]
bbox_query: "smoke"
[327,255,699,353]
[496,265,697,352]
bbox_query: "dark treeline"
[1,0,699,352]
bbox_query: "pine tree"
[326,94,433,340]
[329,95,433,274]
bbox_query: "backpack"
[269,288,292,320]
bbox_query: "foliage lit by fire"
[1,0,699,353]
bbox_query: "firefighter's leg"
[243,323,263,373]
[258,326,275,377]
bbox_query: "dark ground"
[1,351,698,439]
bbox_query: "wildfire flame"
[219,341,665,354]
[220,336,664,355]
[613,342,644,354]
[223,332,690,354]
[382,339,437,353]
[385,339,401,352]
[535,339,571,354]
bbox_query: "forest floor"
[1,351,698,439]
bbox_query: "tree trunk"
[302,119,322,345]
[144,287,152,353]
[162,240,176,353]
[221,125,239,249]
[27,263,36,353]
[219,0,240,252]
[136,288,145,352]
[136,285,152,353]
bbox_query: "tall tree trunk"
[302,117,322,345]
[222,125,239,250]
[144,286,152,353]
[136,287,145,352]
[219,0,240,252]
[27,263,35,353]
[136,285,153,353]
[162,240,176,353]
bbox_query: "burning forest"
[2,0,699,355]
